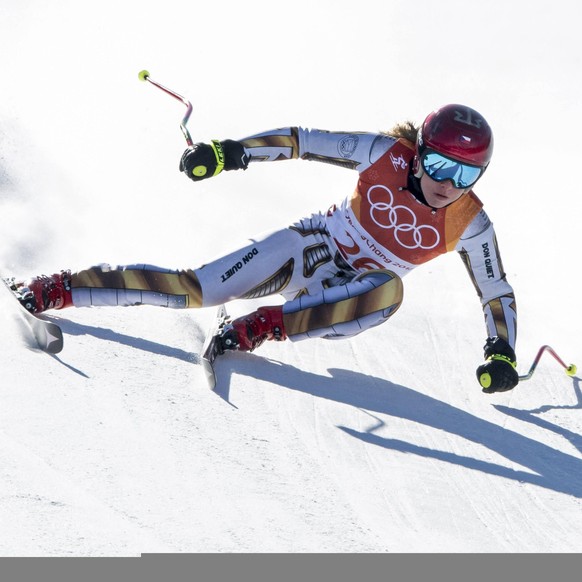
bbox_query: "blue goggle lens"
[421,151,483,188]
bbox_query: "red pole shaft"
[139,71,193,146]
[518,345,577,382]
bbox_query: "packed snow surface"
[1,0,580,555]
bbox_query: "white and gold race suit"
[71,127,516,348]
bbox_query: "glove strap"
[210,140,226,176]
[487,354,517,368]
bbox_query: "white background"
[1,0,581,554]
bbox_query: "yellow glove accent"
[479,372,492,389]
[210,140,225,176]
[488,354,517,368]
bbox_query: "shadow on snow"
[56,318,200,365]
[220,354,582,499]
[52,318,582,499]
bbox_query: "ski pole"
[138,70,193,146]
[518,345,577,382]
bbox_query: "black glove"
[179,139,248,182]
[476,336,519,394]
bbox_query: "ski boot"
[220,306,286,352]
[10,271,73,314]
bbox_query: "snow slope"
[1,0,581,556]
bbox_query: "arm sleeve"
[238,127,396,171]
[456,209,517,350]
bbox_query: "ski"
[1,276,64,354]
[201,304,230,390]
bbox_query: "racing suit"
[71,127,516,348]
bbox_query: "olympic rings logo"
[366,185,440,250]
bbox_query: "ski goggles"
[421,150,484,189]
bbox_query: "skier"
[11,104,518,393]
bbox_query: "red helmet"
[417,104,494,168]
